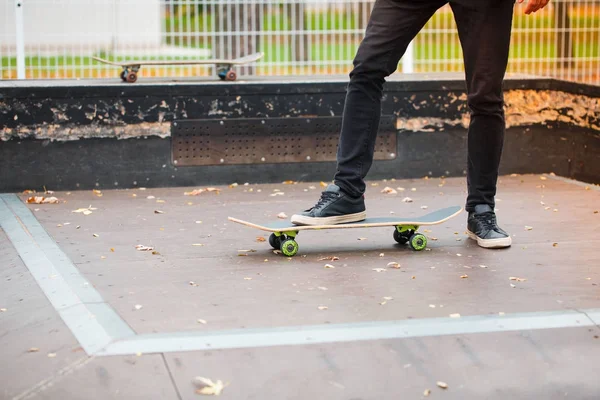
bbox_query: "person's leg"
[334,0,447,198]
[450,0,515,248]
[292,0,446,226]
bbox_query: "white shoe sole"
[467,230,512,248]
[291,211,367,226]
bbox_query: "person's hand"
[517,0,550,15]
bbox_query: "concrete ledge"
[0,74,599,192]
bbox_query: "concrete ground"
[1,173,599,400]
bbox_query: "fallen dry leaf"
[146,195,155,200]
[282,180,296,184]
[510,284,516,288]
[27,347,39,352]
[479,265,488,268]
[277,212,288,219]
[318,306,328,310]
[189,281,199,287]
[324,264,335,269]
[460,275,468,279]
[134,304,143,310]
[47,353,57,358]
[229,182,238,188]
[424,389,431,396]
[372,268,386,272]
[318,256,339,261]
[402,197,413,203]
[525,226,533,231]
[184,188,220,196]
[93,189,102,197]
[154,210,164,214]
[317,287,328,291]
[256,236,266,242]
[135,245,154,251]
[197,319,207,324]
[449,313,461,318]
[379,253,385,257]
[238,249,257,253]
[243,277,253,280]
[27,196,59,204]
[429,304,436,308]
[92,233,99,238]
[540,176,547,180]
[72,205,97,215]
[0,308,6,312]
[357,237,367,241]
[381,187,397,194]
[192,244,204,247]
[421,205,428,209]
[194,377,225,396]
[387,262,400,269]
[509,277,527,282]
[383,296,393,301]
[270,192,285,197]
[379,301,388,305]
[320,181,328,187]
[437,381,448,389]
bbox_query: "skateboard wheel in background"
[280,239,299,257]
[269,233,282,250]
[225,70,237,81]
[126,72,138,83]
[409,233,428,251]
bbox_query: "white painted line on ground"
[97,308,599,356]
[0,194,135,355]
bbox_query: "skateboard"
[92,52,264,83]
[228,205,463,257]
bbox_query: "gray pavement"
[1,174,599,399]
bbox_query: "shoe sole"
[291,211,367,226]
[467,229,512,248]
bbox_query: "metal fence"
[1,0,599,85]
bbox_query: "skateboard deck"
[92,52,264,83]
[228,205,463,256]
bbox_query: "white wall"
[1,0,162,53]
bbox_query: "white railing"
[1,0,598,85]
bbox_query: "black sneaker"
[291,184,366,226]
[467,204,512,248]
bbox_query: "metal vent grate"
[171,116,396,166]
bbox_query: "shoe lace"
[313,191,339,209]
[474,212,497,231]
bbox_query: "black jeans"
[333,0,515,213]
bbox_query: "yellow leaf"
[324,264,335,269]
[27,196,59,204]
[387,262,401,269]
[282,180,296,184]
[424,389,431,396]
[460,275,468,279]
[437,381,448,389]
[320,181,327,187]
[194,377,225,396]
